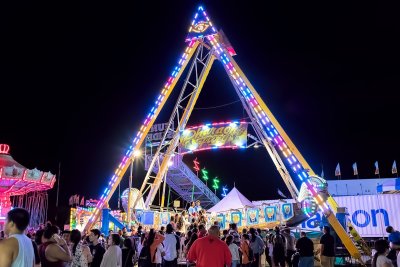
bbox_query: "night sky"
[2,2,399,224]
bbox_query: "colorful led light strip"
[184,120,245,131]
[186,6,217,42]
[86,40,197,225]
[206,30,328,216]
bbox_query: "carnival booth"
[208,187,309,229]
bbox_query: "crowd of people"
[0,205,399,267]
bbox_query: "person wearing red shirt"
[187,225,232,267]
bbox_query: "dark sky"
[2,2,399,222]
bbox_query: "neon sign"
[0,144,10,154]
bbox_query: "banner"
[217,214,226,229]
[142,211,155,225]
[230,211,242,226]
[180,122,248,153]
[301,194,400,237]
[281,203,294,221]
[161,212,170,225]
[135,209,144,223]
[264,206,277,223]
[246,208,259,225]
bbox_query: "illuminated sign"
[180,122,248,154]
[146,122,175,142]
[0,144,10,154]
[192,21,210,33]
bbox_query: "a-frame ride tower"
[84,6,370,263]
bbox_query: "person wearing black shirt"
[295,232,314,267]
[320,226,335,267]
[89,229,106,267]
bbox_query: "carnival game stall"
[208,187,309,230]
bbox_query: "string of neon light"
[87,40,197,224]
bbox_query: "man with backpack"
[272,227,286,267]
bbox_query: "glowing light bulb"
[133,150,141,157]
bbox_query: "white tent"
[208,187,255,213]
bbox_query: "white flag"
[352,162,358,176]
[277,189,288,199]
[335,163,341,176]
[392,160,397,174]
[374,161,379,175]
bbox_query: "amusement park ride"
[82,6,371,263]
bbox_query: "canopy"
[208,187,255,213]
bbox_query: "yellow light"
[133,150,142,157]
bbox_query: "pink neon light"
[0,144,10,154]
[184,121,247,131]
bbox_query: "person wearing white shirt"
[372,239,394,267]
[226,235,240,267]
[154,243,164,267]
[100,234,122,267]
[163,224,178,266]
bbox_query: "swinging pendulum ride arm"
[227,54,371,257]
[83,41,200,232]
[134,44,215,208]
[207,34,364,261]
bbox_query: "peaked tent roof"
[208,187,255,213]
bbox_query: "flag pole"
[56,162,61,208]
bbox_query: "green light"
[201,168,209,181]
[212,177,220,190]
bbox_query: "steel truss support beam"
[82,41,200,232]
[134,42,216,209]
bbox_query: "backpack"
[273,234,285,249]
[247,244,255,262]
[138,245,154,267]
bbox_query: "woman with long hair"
[372,239,393,267]
[185,228,198,255]
[70,229,92,267]
[146,229,165,266]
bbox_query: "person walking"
[320,226,335,267]
[296,232,314,267]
